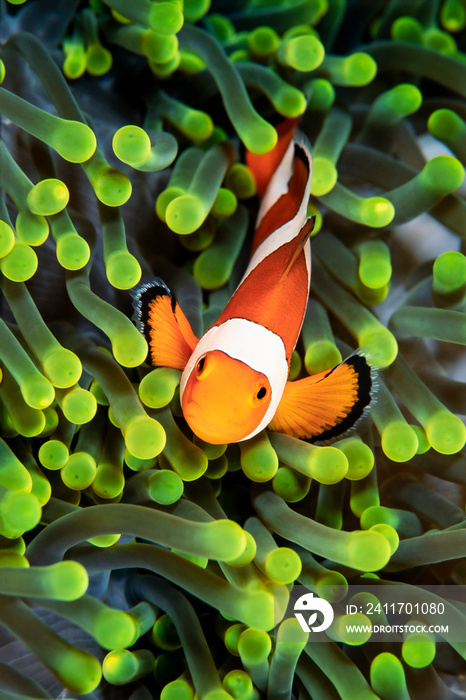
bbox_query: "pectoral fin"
[269,354,373,441]
[131,279,199,369]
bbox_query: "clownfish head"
[181,350,272,444]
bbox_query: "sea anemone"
[0,0,465,698]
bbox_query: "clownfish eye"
[197,357,206,373]
[256,386,267,400]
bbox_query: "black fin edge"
[130,278,175,340]
[309,354,374,444]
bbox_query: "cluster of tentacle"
[0,1,465,698]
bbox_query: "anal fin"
[131,279,198,369]
[269,354,373,442]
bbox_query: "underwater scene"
[1,0,466,698]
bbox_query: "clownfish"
[132,120,372,445]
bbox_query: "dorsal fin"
[282,216,315,278]
[269,354,373,441]
[131,279,199,369]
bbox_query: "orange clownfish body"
[132,120,372,445]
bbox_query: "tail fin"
[248,126,312,257]
[246,118,299,198]
[131,279,198,369]
[269,354,373,442]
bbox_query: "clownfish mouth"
[183,405,247,445]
